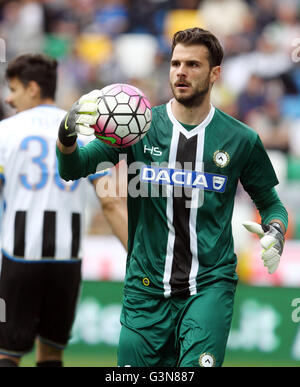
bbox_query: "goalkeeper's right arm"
[57,91,101,153]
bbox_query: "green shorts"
[118,281,236,367]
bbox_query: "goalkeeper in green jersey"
[56,28,288,367]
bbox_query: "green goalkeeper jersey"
[57,101,279,298]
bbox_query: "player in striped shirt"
[56,28,288,367]
[0,54,119,367]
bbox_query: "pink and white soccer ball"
[91,83,152,148]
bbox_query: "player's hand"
[242,221,285,274]
[58,90,100,146]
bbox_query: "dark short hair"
[171,27,224,68]
[6,54,58,99]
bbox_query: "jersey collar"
[166,99,215,139]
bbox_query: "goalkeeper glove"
[58,90,100,146]
[242,221,285,274]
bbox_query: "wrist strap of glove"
[261,222,284,236]
[269,222,284,236]
[58,114,77,147]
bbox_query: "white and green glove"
[243,221,285,274]
[58,90,100,146]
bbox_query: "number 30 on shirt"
[19,135,82,192]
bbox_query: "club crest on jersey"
[140,166,227,193]
[213,150,230,168]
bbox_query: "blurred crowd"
[1,0,300,238]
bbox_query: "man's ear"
[26,80,41,99]
[210,66,221,83]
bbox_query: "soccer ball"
[91,83,152,148]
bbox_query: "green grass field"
[21,353,116,367]
[20,352,300,367]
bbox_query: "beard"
[171,74,211,108]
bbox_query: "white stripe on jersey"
[162,123,179,298]
[0,105,94,260]
[188,125,206,295]
[163,100,215,297]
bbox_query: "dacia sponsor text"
[140,165,227,193]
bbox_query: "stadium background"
[0,0,300,367]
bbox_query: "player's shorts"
[118,281,236,367]
[0,252,81,357]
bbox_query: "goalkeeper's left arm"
[243,187,288,274]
